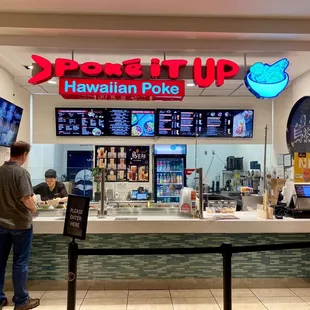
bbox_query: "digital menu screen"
[55,108,105,136]
[156,109,254,138]
[200,110,254,138]
[131,110,155,137]
[106,109,131,136]
[156,109,203,137]
[106,109,155,137]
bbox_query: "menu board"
[127,146,150,182]
[156,109,203,136]
[106,109,131,136]
[156,109,254,138]
[201,110,254,138]
[95,146,127,182]
[131,110,155,137]
[106,109,155,137]
[55,108,105,136]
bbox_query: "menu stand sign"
[63,195,90,240]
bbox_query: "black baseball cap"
[45,169,57,178]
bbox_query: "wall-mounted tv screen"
[55,108,105,136]
[106,109,155,137]
[200,109,254,138]
[131,110,155,137]
[0,97,23,147]
[156,109,254,138]
[156,109,203,137]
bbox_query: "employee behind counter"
[33,169,68,203]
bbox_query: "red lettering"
[28,55,52,85]
[216,59,239,87]
[162,59,187,79]
[80,62,103,76]
[193,58,215,88]
[150,58,161,78]
[123,58,142,78]
[103,63,122,77]
[55,58,79,77]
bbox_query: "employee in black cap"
[33,169,68,203]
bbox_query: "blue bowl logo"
[245,58,289,99]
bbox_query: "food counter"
[6,209,310,284]
[33,210,310,234]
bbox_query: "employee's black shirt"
[33,182,68,201]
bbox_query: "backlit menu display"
[55,108,105,136]
[156,109,203,136]
[106,109,131,136]
[106,109,155,137]
[200,110,254,138]
[156,109,254,138]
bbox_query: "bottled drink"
[164,161,168,172]
[163,173,167,183]
[158,161,162,172]
[167,173,170,183]
[167,161,170,172]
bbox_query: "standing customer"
[0,142,40,310]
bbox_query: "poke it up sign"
[28,55,239,101]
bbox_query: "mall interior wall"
[0,66,30,165]
[274,71,310,156]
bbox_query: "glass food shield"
[244,58,290,99]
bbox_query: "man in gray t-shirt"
[0,142,40,310]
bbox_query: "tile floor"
[4,288,310,309]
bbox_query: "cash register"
[290,184,310,218]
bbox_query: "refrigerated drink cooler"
[153,144,187,203]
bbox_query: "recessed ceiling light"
[48,80,57,84]
[24,65,33,70]
[186,83,195,87]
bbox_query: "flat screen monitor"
[156,109,203,137]
[200,109,254,138]
[131,110,155,137]
[156,109,254,138]
[0,97,23,147]
[295,184,310,198]
[55,108,105,136]
[106,109,155,137]
[137,193,148,200]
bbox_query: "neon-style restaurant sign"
[28,55,290,100]
[29,55,239,101]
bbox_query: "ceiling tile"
[42,86,59,93]
[230,89,252,96]
[13,76,31,86]
[185,88,203,96]
[200,89,233,96]
[23,85,46,94]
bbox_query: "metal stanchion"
[67,240,78,310]
[221,242,232,310]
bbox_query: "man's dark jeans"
[0,225,32,306]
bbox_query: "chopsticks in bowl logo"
[245,58,290,99]
[131,110,155,137]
